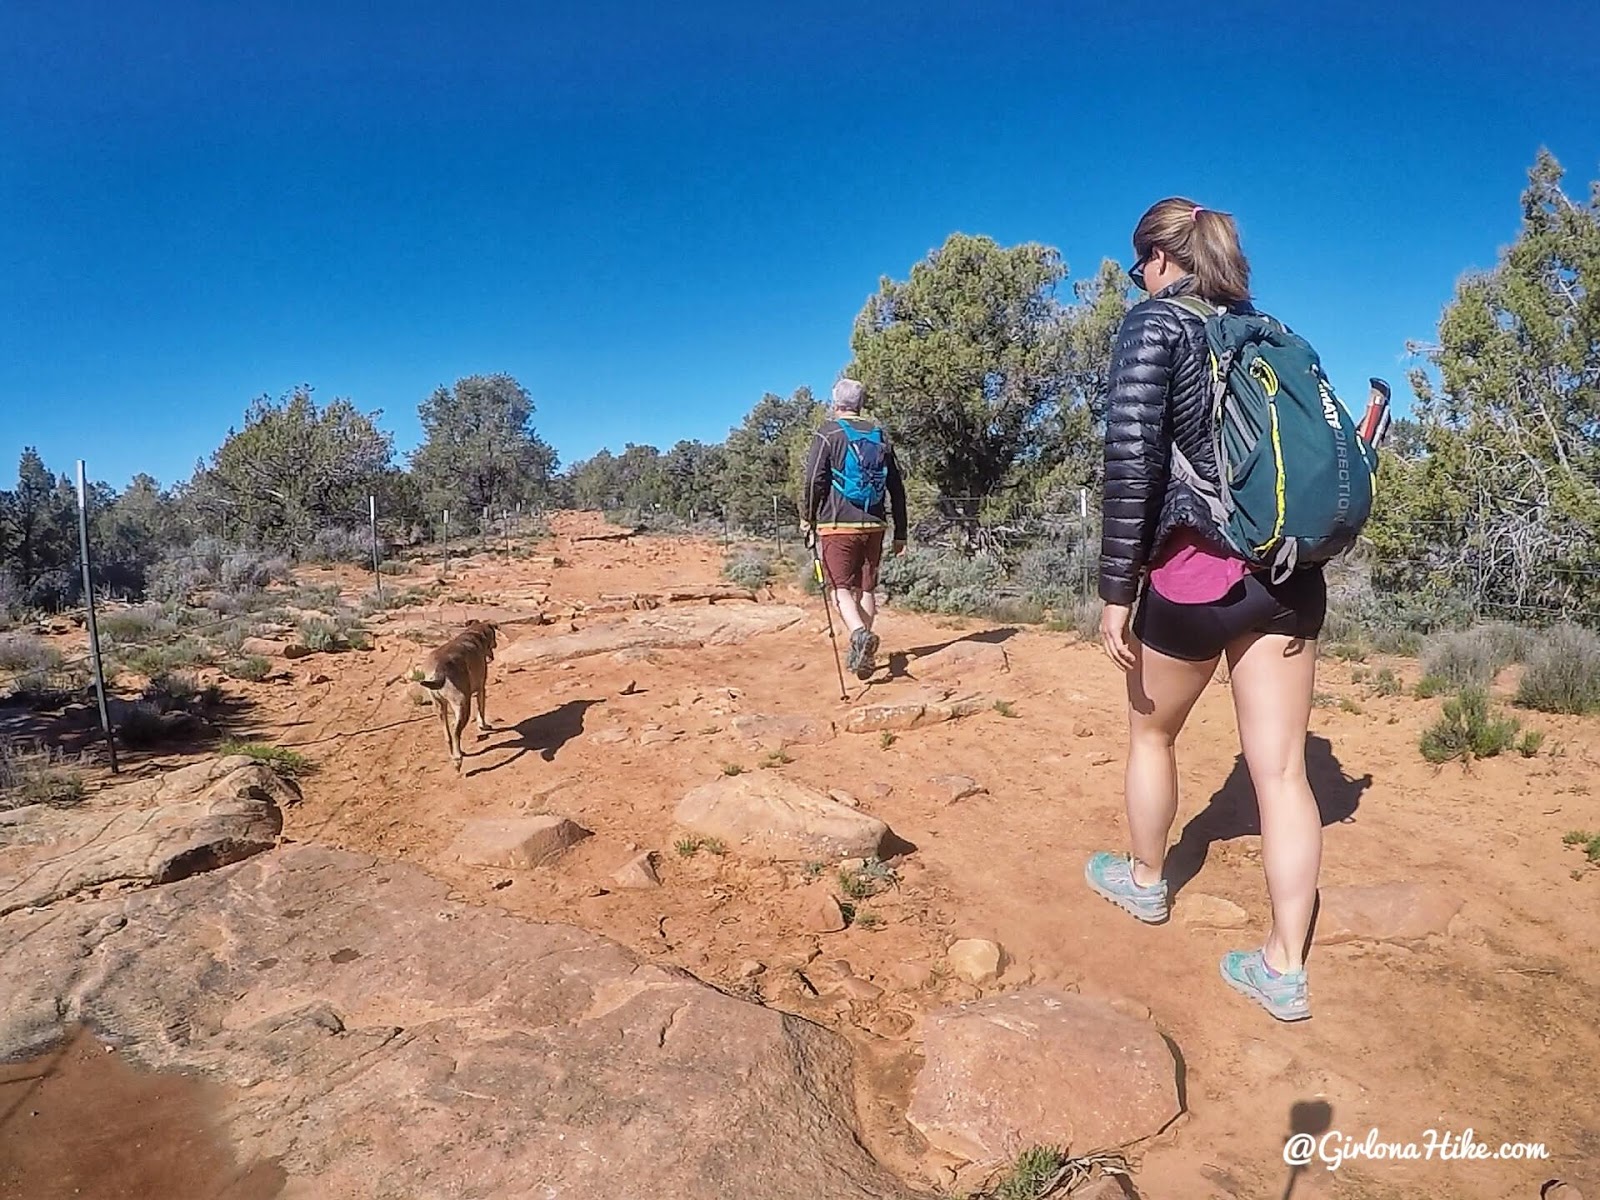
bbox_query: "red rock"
[914,641,1010,681]
[1317,882,1464,944]
[450,815,591,869]
[0,846,913,1200]
[908,988,1181,1163]
[675,775,888,861]
[731,714,835,749]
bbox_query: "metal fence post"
[75,460,118,774]
[368,494,383,603]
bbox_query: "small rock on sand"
[946,939,1006,986]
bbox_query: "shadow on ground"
[468,699,604,775]
[1163,735,1370,898]
[887,625,1021,679]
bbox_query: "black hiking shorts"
[1133,566,1327,662]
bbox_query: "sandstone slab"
[0,847,913,1200]
[1178,893,1250,930]
[675,775,888,861]
[449,815,591,869]
[908,988,1181,1163]
[1317,882,1464,944]
[0,756,294,917]
[913,640,1010,681]
[731,714,835,750]
[843,690,991,735]
[238,637,289,659]
[500,605,806,667]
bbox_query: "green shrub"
[304,528,376,566]
[1414,675,1447,699]
[1517,729,1545,758]
[225,656,273,682]
[122,638,213,677]
[145,670,201,708]
[218,740,314,777]
[1370,667,1401,696]
[1561,830,1600,865]
[298,618,339,652]
[1516,623,1600,715]
[1420,687,1520,765]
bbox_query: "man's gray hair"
[832,378,866,413]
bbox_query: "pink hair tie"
[1191,205,1205,221]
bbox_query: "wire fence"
[7,467,1599,777]
[0,480,561,771]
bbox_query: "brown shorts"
[819,529,886,592]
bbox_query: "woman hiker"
[1083,198,1328,1022]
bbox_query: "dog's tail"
[388,668,446,691]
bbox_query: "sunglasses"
[1127,255,1149,292]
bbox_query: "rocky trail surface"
[3,512,1597,1199]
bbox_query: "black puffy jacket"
[1098,276,1254,606]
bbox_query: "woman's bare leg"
[1125,641,1218,887]
[1226,632,1321,971]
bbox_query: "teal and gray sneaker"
[1220,949,1310,1022]
[1084,852,1169,924]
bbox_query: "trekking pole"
[807,529,849,702]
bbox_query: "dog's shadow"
[467,699,603,776]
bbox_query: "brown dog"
[416,620,499,772]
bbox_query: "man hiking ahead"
[802,378,908,680]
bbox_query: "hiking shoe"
[855,630,880,680]
[1083,852,1169,924]
[1220,949,1310,1022]
[845,628,868,675]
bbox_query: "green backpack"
[1163,295,1379,580]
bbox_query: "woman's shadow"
[1163,734,1370,898]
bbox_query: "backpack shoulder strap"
[1161,294,1221,321]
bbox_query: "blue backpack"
[831,422,889,510]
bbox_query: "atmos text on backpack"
[1164,295,1379,580]
[832,423,889,510]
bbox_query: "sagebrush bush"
[0,633,60,675]
[304,527,375,566]
[880,549,1003,615]
[147,539,290,602]
[225,656,273,682]
[1516,623,1600,714]
[0,741,85,810]
[1422,623,1529,689]
[1420,687,1520,765]
[723,551,774,590]
[298,618,339,652]
[121,638,212,677]
[1016,545,1086,597]
[98,604,177,645]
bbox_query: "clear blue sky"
[3,0,1598,490]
